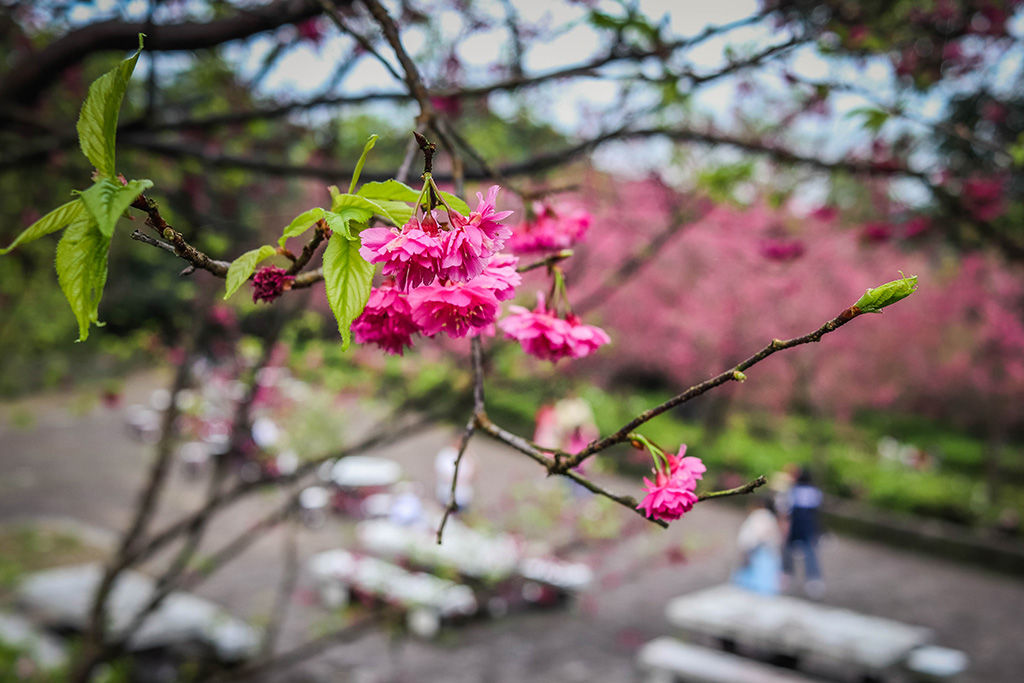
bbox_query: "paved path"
[2,370,1023,683]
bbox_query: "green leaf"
[322,232,374,350]
[55,214,111,342]
[278,207,325,248]
[77,34,144,177]
[372,200,413,226]
[329,193,389,227]
[437,191,469,215]
[0,199,87,255]
[224,245,278,300]
[349,134,379,193]
[357,180,420,202]
[853,272,918,313]
[847,106,890,133]
[80,178,154,238]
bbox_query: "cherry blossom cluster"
[352,184,610,362]
[508,203,592,254]
[353,186,520,354]
[636,443,706,522]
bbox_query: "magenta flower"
[637,446,704,522]
[508,204,592,254]
[564,314,611,358]
[471,254,521,301]
[439,224,487,283]
[453,185,514,255]
[352,283,419,355]
[500,295,609,362]
[499,300,574,362]
[359,220,443,291]
[408,281,500,338]
[251,266,294,304]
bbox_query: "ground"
[1,369,1023,683]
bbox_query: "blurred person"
[782,467,825,599]
[732,497,783,595]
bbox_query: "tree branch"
[0,0,340,105]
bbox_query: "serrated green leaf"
[1,199,87,254]
[438,191,469,215]
[80,177,153,238]
[372,200,413,226]
[329,193,388,227]
[322,232,374,350]
[349,134,378,193]
[224,245,277,299]
[278,207,325,247]
[357,180,420,202]
[77,35,144,177]
[55,214,111,341]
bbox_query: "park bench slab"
[638,637,820,683]
[665,584,933,676]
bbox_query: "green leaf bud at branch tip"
[853,271,918,314]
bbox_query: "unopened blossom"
[637,446,704,522]
[359,219,443,291]
[352,283,419,355]
[251,266,294,304]
[408,281,500,339]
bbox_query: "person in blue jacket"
[782,467,825,598]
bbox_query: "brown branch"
[0,0,338,105]
[697,475,768,502]
[473,412,668,528]
[562,306,863,470]
[436,337,486,543]
[131,195,231,277]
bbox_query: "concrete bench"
[637,637,819,683]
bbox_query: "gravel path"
[1,370,1022,683]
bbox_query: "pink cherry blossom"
[564,314,611,358]
[508,204,592,254]
[359,220,443,291]
[453,185,514,255]
[471,254,521,301]
[251,266,294,304]
[637,446,704,522]
[499,295,610,362]
[408,281,500,338]
[352,283,419,355]
[439,223,487,283]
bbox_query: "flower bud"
[853,272,918,314]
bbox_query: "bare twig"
[563,305,863,470]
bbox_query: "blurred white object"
[331,457,402,488]
[251,417,279,448]
[177,442,210,480]
[905,646,969,680]
[125,405,161,444]
[275,450,299,476]
[149,389,172,411]
[299,486,331,529]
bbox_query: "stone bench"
[637,637,820,683]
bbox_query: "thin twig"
[697,475,768,501]
[563,305,863,470]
